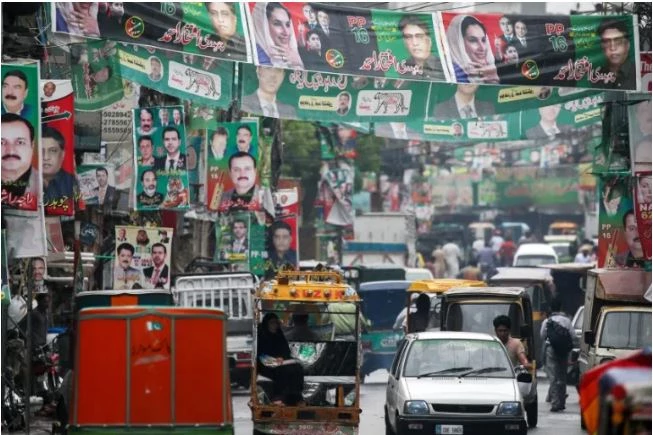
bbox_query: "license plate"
[435,425,463,435]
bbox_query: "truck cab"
[173,272,257,389]
[579,269,652,377]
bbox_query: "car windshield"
[446,303,521,336]
[403,339,513,378]
[600,311,652,350]
[552,245,569,258]
[515,255,556,267]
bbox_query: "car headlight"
[404,400,430,415]
[496,401,522,416]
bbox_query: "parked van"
[513,243,558,267]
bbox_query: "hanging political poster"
[205,120,264,212]
[629,99,652,173]
[240,64,430,122]
[1,61,41,211]
[246,2,445,81]
[598,175,645,269]
[186,129,204,204]
[133,106,190,211]
[428,82,604,121]
[52,2,252,63]
[76,164,121,212]
[69,40,125,111]
[117,43,235,109]
[438,12,640,91]
[101,82,140,144]
[316,160,355,226]
[215,212,251,270]
[40,80,75,216]
[633,171,652,262]
[265,188,300,277]
[113,226,174,290]
[520,95,604,141]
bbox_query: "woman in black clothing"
[257,313,305,405]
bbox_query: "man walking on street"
[442,238,462,278]
[540,298,574,412]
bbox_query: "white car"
[513,243,558,267]
[385,331,529,435]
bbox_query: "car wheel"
[525,399,538,428]
[384,407,395,435]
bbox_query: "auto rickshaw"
[358,280,410,380]
[400,279,485,333]
[250,270,362,434]
[440,286,539,428]
[489,267,555,364]
[67,306,233,434]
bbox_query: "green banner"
[428,83,604,121]
[240,65,430,122]
[70,40,125,111]
[117,44,234,109]
[520,94,604,140]
[214,211,266,277]
[496,173,579,207]
[438,12,639,91]
[1,60,42,211]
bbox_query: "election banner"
[438,12,640,91]
[215,212,251,271]
[316,123,360,160]
[634,172,652,262]
[428,82,604,121]
[70,40,125,111]
[1,61,41,212]
[520,96,604,141]
[375,112,521,142]
[186,129,204,204]
[205,120,264,212]
[598,175,644,269]
[41,79,75,216]
[133,106,191,211]
[629,99,652,173]
[114,226,174,290]
[52,2,252,63]
[317,160,355,226]
[240,64,430,122]
[266,189,300,276]
[76,164,116,207]
[117,43,235,109]
[246,2,445,81]
[101,84,140,144]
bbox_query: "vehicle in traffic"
[67,306,233,434]
[543,263,594,316]
[439,286,539,428]
[358,281,410,380]
[468,221,495,243]
[385,331,529,435]
[544,221,579,243]
[579,268,652,377]
[500,222,530,243]
[403,267,434,281]
[513,243,558,267]
[568,305,585,386]
[399,279,485,334]
[548,241,573,263]
[174,272,257,389]
[250,270,362,435]
[489,267,555,365]
[342,265,405,291]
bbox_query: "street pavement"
[15,370,584,434]
[233,369,585,435]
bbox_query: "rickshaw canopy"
[490,267,552,284]
[257,270,360,303]
[407,279,485,294]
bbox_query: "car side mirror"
[519,325,531,337]
[516,372,532,383]
[584,330,595,345]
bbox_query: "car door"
[386,339,408,425]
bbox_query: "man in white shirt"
[490,230,504,253]
[241,67,296,118]
[230,218,248,254]
[442,239,463,278]
[154,127,186,171]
